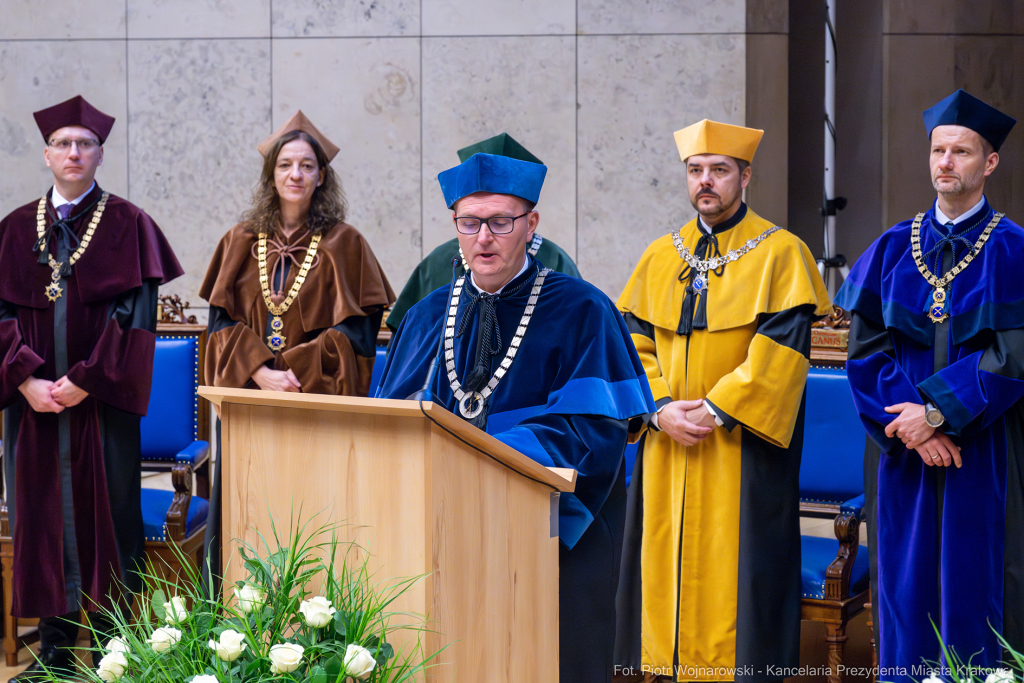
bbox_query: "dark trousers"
[40,610,119,667]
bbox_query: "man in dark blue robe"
[835,90,1024,677]
[377,151,655,683]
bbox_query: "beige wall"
[882,0,1024,232]
[0,0,785,313]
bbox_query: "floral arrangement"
[918,623,1023,683]
[58,516,438,683]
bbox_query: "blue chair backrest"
[799,366,865,505]
[140,335,200,461]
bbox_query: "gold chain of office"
[36,193,109,302]
[910,211,1001,323]
[257,232,322,351]
[670,225,780,294]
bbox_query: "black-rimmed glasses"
[453,212,530,235]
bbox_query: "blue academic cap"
[923,89,1017,152]
[438,153,547,209]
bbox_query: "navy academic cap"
[923,89,1017,152]
[438,153,547,209]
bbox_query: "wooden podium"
[198,388,576,683]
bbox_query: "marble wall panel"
[127,40,272,302]
[885,0,1023,35]
[273,37,421,289]
[127,0,270,39]
[578,0,744,36]
[421,36,577,269]
[0,0,125,40]
[272,0,418,37]
[746,0,787,34]
[0,41,128,213]
[578,34,745,298]
[745,34,788,228]
[421,0,574,36]
[881,35,954,229]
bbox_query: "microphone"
[407,255,462,402]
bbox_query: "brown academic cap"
[33,95,115,144]
[257,110,340,162]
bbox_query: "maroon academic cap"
[33,95,116,144]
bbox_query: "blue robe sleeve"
[495,413,628,550]
[917,330,1024,435]
[845,310,922,454]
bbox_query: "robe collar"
[697,202,748,235]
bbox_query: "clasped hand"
[884,401,961,468]
[18,376,89,413]
[658,398,717,446]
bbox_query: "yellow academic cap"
[673,119,764,163]
[257,110,340,162]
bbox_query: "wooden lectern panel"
[204,389,566,683]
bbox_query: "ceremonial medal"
[910,212,1001,325]
[258,232,321,352]
[691,271,707,294]
[927,287,948,324]
[35,192,108,302]
[458,391,485,419]
[445,267,550,420]
[266,315,287,351]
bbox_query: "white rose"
[163,595,188,625]
[191,676,220,683]
[985,670,1015,683]
[208,629,247,662]
[105,636,130,654]
[923,673,944,683]
[236,584,266,614]
[97,651,128,682]
[298,596,336,628]
[343,644,376,680]
[147,626,182,653]
[268,642,304,674]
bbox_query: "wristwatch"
[924,402,945,428]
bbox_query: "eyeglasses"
[453,212,530,235]
[48,138,100,153]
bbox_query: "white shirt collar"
[467,254,531,295]
[934,196,986,227]
[697,217,712,234]
[51,182,96,208]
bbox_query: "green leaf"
[323,655,342,678]
[333,610,347,637]
[310,665,327,683]
[375,641,394,664]
[151,588,168,621]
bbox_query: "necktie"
[57,203,72,220]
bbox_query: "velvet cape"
[385,234,581,332]
[0,185,182,618]
[834,200,1024,677]
[376,259,655,683]
[615,205,831,682]
[197,221,394,593]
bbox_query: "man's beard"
[691,190,731,219]
[932,169,982,197]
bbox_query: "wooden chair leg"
[1,541,19,666]
[824,622,848,683]
[866,586,876,681]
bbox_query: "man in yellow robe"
[615,120,830,682]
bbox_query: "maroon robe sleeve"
[0,299,45,409]
[65,281,159,415]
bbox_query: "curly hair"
[241,130,348,235]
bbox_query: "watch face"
[926,408,943,427]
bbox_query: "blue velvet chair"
[799,363,871,683]
[142,324,211,579]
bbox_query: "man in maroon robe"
[0,96,183,681]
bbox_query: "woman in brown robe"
[198,111,394,588]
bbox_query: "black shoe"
[9,648,75,683]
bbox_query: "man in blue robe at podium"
[376,151,655,682]
[835,90,1024,676]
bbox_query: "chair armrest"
[840,494,865,517]
[175,441,210,467]
[824,510,862,600]
[164,461,194,544]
